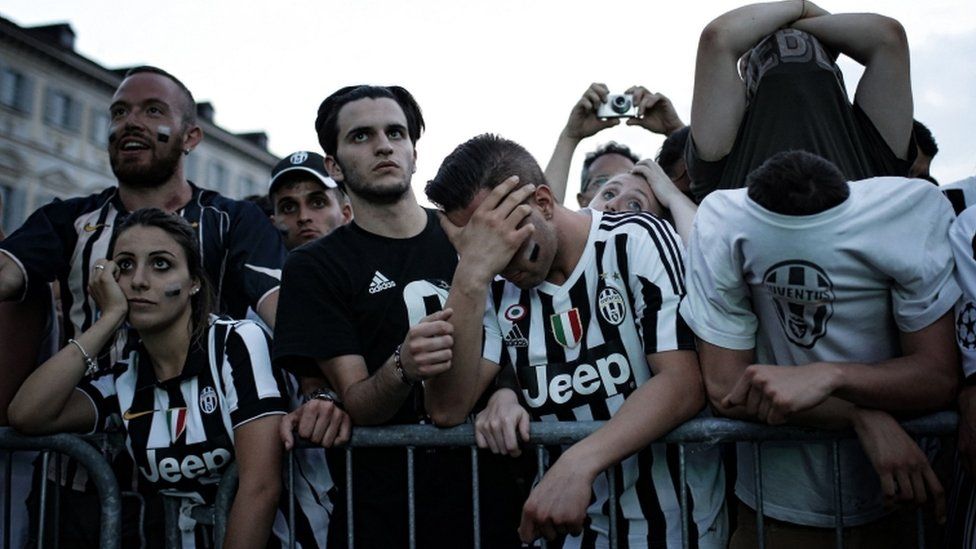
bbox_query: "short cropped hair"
[581,142,640,192]
[426,134,545,213]
[122,66,197,126]
[913,120,939,158]
[656,126,690,177]
[746,150,849,216]
[315,85,425,157]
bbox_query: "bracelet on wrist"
[309,388,345,410]
[68,338,99,377]
[393,344,417,386]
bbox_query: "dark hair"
[122,66,197,126]
[116,208,214,342]
[746,150,849,215]
[656,126,690,177]
[913,120,938,158]
[243,194,273,217]
[426,134,545,213]
[315,85,424,157]
[581,141,639,192]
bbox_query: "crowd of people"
[0,0,974,548]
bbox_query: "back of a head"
[581,141,640,188]
[746,150,849,216]
[913,120,938,158]
[426,134,545,213]
[656,126,690,177]
[314,85,425,157]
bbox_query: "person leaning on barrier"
[681,150,960,548]
[544,82,685,208]
[0,65,288,547]
[9,209,287,549]
[424,134,728,547]
[945,203,976,546]
[272,86,522,549]
[687,0,916,203]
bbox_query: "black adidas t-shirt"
[273,210,522,549]
[273,208,457,425]
[686,29,916,202]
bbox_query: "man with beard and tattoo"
[0,66,287,547]
[273,85,522,548]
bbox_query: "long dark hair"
[116,208,214,342]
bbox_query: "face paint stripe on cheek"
[156,126,171,143]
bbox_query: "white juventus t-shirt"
[484,210,727,548]
[681,176,960,527]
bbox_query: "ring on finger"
[94,264,105,271]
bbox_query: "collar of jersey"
[133,337,209,391]
[534,210,600,295]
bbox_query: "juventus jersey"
[77,318,287,548]
[483,210,726,548]
[0,183,285,348]
[682,177,959,527]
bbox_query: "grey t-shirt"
[681,176,960,526]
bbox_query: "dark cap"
[269,151,337,195]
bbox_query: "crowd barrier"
[0,428,121,549]
[1,412,959,549]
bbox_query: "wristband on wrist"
[68,338,98,377]
[393,344,417,386]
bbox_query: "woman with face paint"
[9,209,286,549]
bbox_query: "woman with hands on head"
[9,208,285,549]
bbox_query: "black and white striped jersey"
[77,317,288,548]
[0,183,285,350]
[482,210,726,548]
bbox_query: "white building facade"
[0,16,277,235]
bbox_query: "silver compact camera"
[596,93,637,118]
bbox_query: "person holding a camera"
[544,82,686,208]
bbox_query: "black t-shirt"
[273,210,522,548]
[686,29,915,202]
[273,208,457,425]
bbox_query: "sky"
[3,0,974,202]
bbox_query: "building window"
[0,184,25,235]
[89,109,110,146]
[240,175,260,198]
[185,152,200,182]
[43,87,82,132]
[0,68,34,113]
[208,161,228,195]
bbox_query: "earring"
[190,287,199,295]
[183,149,191,155]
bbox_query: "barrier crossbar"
[3,412,958,549]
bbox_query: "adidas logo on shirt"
[369,271,397,294]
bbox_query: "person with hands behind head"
[682,151,958,548]
[544,82,685,208]
[425,134,727,548]
[687,0,915,202]
[9,209,287,549]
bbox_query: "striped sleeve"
[76,372,120,434]
[220,320,287,429]
[620,214,695,354]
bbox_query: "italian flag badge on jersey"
[550,308,583,348]
[167,407,188,443]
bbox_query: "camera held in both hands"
[596,93,637,119]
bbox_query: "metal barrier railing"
[3,413,958,549]
[206,411,958,549]
[0,428,121,549]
